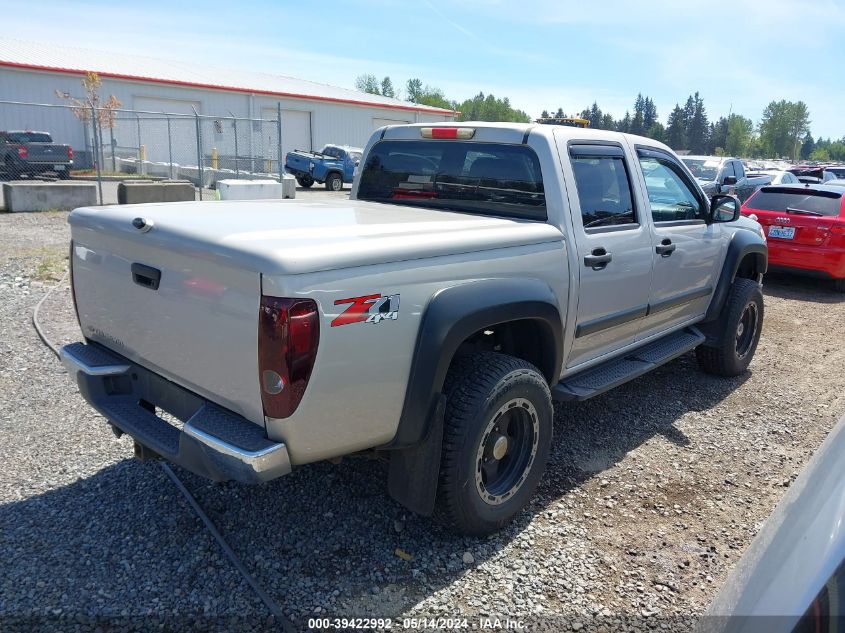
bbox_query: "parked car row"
[681,155,772,202]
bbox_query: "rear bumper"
[61,342,291,484]
[767,242,845,279]
[284,166,309,178]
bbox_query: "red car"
[741,184,845,292]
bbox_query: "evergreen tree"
[709,117,729,154]
[540,109,550,119]
[599,113,616,131]
[617,111,632,133]
[380,77,395,98]
[630,94,646,136]
[643,97,658,131]
[647,122,666,143]
[687,92,710,154]
[800,133,815,160]
[666,104,686,150]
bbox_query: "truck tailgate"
[70,216,264,426]
[26,142,70,163]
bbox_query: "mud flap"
[387,394,446,516]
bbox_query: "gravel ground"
[1,207,843,632]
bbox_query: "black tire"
[325,172,343,191]
[438,351,553,535]
[833,278,845,293]
[296,175,314,188]
[57,170,71,180]
[696,278,764,377]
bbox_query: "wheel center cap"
[492,435,509,460]
[737,322,745,337]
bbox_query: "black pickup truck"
[0,131,73,179]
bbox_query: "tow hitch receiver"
[134,441,161,463]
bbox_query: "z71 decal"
[332,293,401,327]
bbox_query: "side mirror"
[723,175,738,186]
[709,194,740,223]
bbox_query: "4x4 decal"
[332,293,400,327]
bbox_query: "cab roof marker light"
[420,127,475,140]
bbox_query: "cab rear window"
[357,140,546,221]
[6,132,52,143]
[746,188,843,217]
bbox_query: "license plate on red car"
[768,226,795,240]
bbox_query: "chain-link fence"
[0,99,286,204]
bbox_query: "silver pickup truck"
[61,123,768,535]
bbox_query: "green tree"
[617,111,632,133]
[380,77,395,98]
[758,100,810,159]
[355,74,381,95]
[456,92,530,123]
[599,113,616,131]
[687,92,709,154]
[725,114,754,156]
[666,104,686,150]
[643,97,658,131]
[800,133,815,160]
[540,109,550,118]
[406,78,423,103]
[647,121,666,143]
[810,147,831,161]
[630,94,646,136]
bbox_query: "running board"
[553,327,705,402]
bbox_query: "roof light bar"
[420,127,475,140]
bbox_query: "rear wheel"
[438,352,553,535]
[325,172,343,191]
[834,278,845,293]
[696,278,763,377]
[57,170,71,180]
[296,175,314,188]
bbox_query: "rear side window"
[6,132,52,143]
[569,147,636,229]
[357,140,546,221]
[746,189,843,216]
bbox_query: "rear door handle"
[584,248,612,270]
[655,239,676,257]
[131,263,161,290]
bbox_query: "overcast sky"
[3,0,843,138]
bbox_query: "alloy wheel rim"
[736,302,758,358]
[474,397,540,506]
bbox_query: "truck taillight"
[16,145,28,158]
[258,296,320,419]
[67,146,74,160]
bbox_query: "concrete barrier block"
[281,173,296,199]
[118,180,195,204]
[3,182,98,212]
[217,179,286,201]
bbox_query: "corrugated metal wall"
[0,67,454,168]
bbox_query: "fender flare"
[388,278,564,450]
[703,230,768,323]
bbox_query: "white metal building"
[0,38,456,168]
